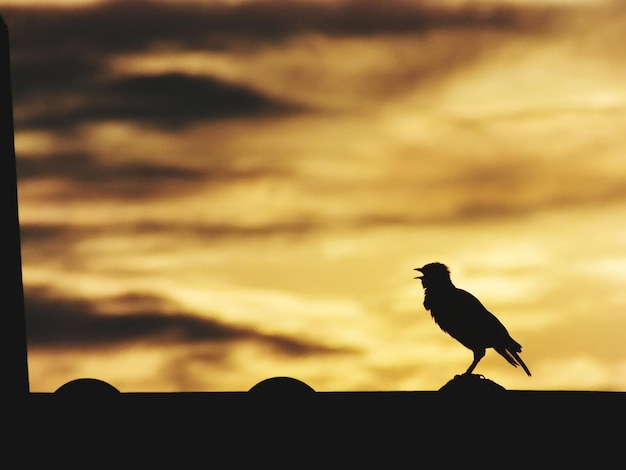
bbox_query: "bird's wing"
[453,289,512,344]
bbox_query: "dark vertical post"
[0,16,29,397]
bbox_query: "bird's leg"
[464,348,486,375]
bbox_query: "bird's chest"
[424,292,471,333]
[430,305,460,333]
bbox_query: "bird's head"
[414,262,452,289]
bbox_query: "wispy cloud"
[5,0,560,132]
[17,72,298,130]
[17,152,194,183]
[4,1,555,54]
[25,286,340,356]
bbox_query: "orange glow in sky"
[3,0,626,392]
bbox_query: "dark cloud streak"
[25,287,339,356]
[18,152,200,182]
[3,0,558,132]
[17,151,285,201]
[17,72,298,130]
[4,0,555,54]
[18,152,206,201]
[10,54,102,98]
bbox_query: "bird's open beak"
[413,267,423,279]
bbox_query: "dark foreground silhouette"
[439,373,506,394]
[8,375,626,468]
[415,262,531,376]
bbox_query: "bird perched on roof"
[414,262,531,377]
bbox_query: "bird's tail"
[496,347,532,377]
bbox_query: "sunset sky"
[2,0,626,392]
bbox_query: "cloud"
[17,149,289,202]
[3,0,563,134]
[24,286,340,356]
[17,152,205,202]
[4,1,555,55]
[10,54,102,99]
[18,152,200,182]
[17,72,298,130]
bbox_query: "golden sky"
[2,0,626,392]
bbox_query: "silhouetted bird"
[414,262,531,377]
